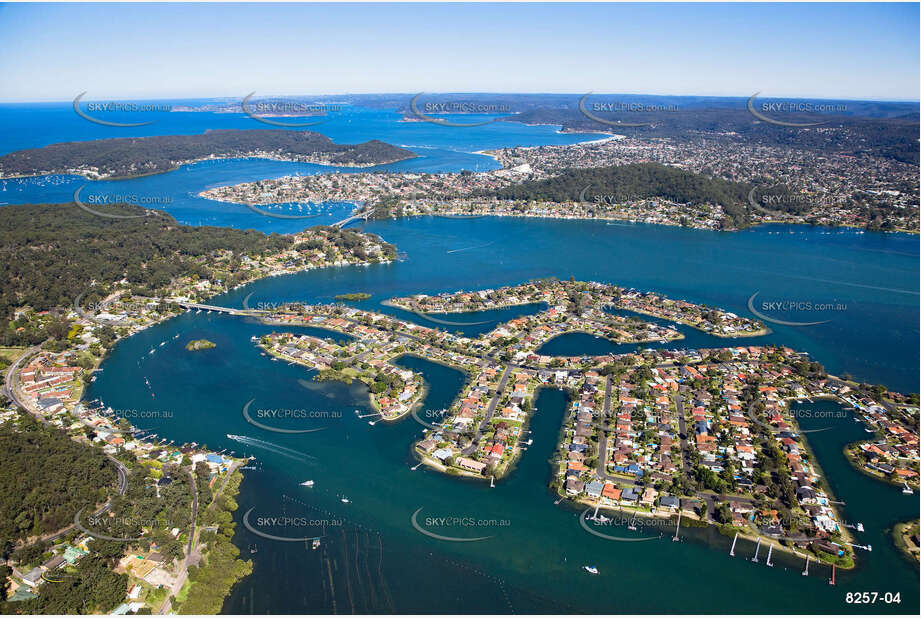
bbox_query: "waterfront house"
[640,487,657,507]
[601,483,622,504]
[457,457,487,474]
[659,495,680,510]
[566,478,585,495]
[585,480,604,499]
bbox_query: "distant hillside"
[482,163,753,226]
[504,107,920,165]
[0,129,416,179]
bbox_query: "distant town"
[202,132,918,233]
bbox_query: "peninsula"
[201,127,918,232]
[251,279,917,572]
[0,203,400,613]
[0,129,416,180]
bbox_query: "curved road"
[4,346,130,543]
[2,345,40,408]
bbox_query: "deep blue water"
[0,101,593,156]
[3,103,919,613]
[0,101,596,228]
[81,307,919,614]
[219,216,917,394]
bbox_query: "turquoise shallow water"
[3,104,918,613]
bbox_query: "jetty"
[752,537,761,563]
[729,531,738,557]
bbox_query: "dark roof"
[41,555,66,570]
[660,496,680,507]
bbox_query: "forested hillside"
[0,415,116,547]
[0,203,291,335]
[0,129,415,178]
[483,163,753,226]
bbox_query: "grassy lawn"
[174,578,193,604]
[0,346,26,363]
[143,582,170,607]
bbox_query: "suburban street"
[462,366,511,456]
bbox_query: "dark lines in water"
[273,493,569,613]
[339,528,356,613]
[378,535,395,612]
[322,551,337,614]
[362,531,376,609]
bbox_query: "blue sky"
[0,2,917,102]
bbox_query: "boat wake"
[226,434,315,463]
[446,241,495,254]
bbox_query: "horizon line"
[2,92,920,105]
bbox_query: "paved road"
[595,375,617,482]
[4,348,131,501]
[332,207,375,229]
[2,345,40,408]
[34,455,129,546]
[208,460,241,509]
[186,469,198,556]
[462,366,511,456]
[673,393,691,477]
[158,460,240,615]
[177,301,267,317]
[5,346,130,544]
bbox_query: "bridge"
[332,208,375,229]
[176,301,268,316]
